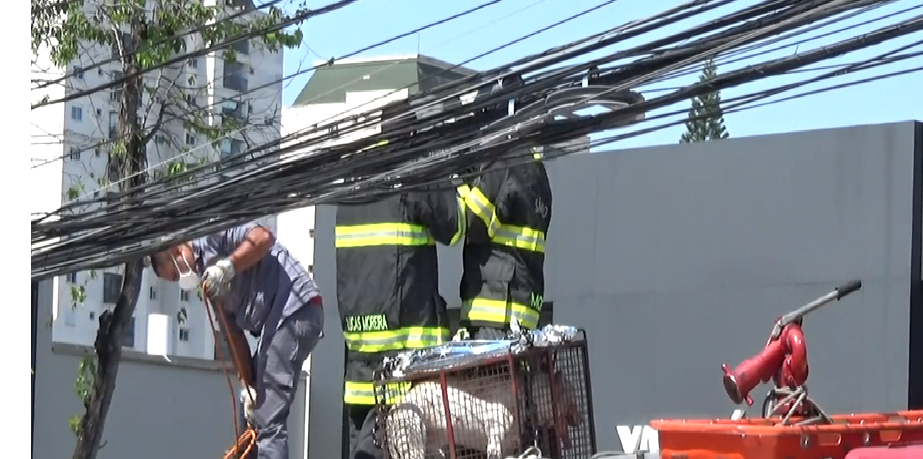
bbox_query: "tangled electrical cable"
[31,0,923,279]
[31,0,514,166]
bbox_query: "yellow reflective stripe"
[357,139,389,153]
[494,225,545,252]
[461,298,540,330]
[343,326,449,353]
[335,222,435,248]
[344,380,410,405]
[450,186,468,246]
[463,186,501,238]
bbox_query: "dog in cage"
[384,369,581,459]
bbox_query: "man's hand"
[203,258,236,297]
[240,386,257,427]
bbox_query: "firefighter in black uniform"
[457,147,552,340]
[336,102,467,459]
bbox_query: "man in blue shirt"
[150,221,323,459]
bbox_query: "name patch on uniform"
[530,293,544,312]
[345,314,388,332]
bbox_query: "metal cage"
[374,330,595,459]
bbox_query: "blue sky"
[279,0,921,149]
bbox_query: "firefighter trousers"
[346,403,382,459]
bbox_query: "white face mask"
[173,254,199,290]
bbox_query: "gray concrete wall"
[309,121,923,457]
[33,279,308,459]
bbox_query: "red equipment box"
[844,444,923,459]
[651,410,923,459]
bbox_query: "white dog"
[386,371,581,459]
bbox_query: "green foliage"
[69,284,86,309]
[70,355,97,437]
[34,2,304,450]
[680,59,730,143]
[32,0,304,71]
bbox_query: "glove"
[203,258,236,297]
[452,328,470,341]
[240,386,257,427]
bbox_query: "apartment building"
[30,0,283,360]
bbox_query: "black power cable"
[38,0,904,228]
[32,2,919,278]
[32,0,508,110]
[30,0,517,167]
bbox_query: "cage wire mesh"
[374,334,594,459]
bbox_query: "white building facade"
[31,0,284,360]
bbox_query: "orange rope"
[204,286,258,459]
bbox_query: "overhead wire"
[32,0,919,277]
[38,0,896,220]
[31,0,516,170]
[38,0,630,202]
[32,0,509,110]
[32,0,288,90]
[31,0,363,108]
[638,0,917,89]
[207,0,733,175]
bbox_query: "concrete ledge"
[52,342,233,373]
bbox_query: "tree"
[31,1,303,458]
[679,58,730,143]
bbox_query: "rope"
[203,286,258,459]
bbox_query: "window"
[122,316,135,348]
[221,99,248,120]
[185,132,197,145]
[110,71,123,102]
[108,111,118,139]
[219,139,244,158]
[70,106,83,121]
[89,311,95,321]
[230,39,249,55]
[222,63,248,91]
[94,146,101,157]
[74,66,84,79]
[96,108,102,116]
[185,94,198,106]
[102,273,122,304]
[65,272,77,283]
[308,229,315,238]
[149,286,157,300]
[307,264,314,274]
[180,290,190,302]
[178,328,190,342]
[187,58,198,68]
[68,147,80,161]
[154,134,167,145]
[111,32,132,60]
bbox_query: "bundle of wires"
[31,0,923,279]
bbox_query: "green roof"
[291,55,475,106]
